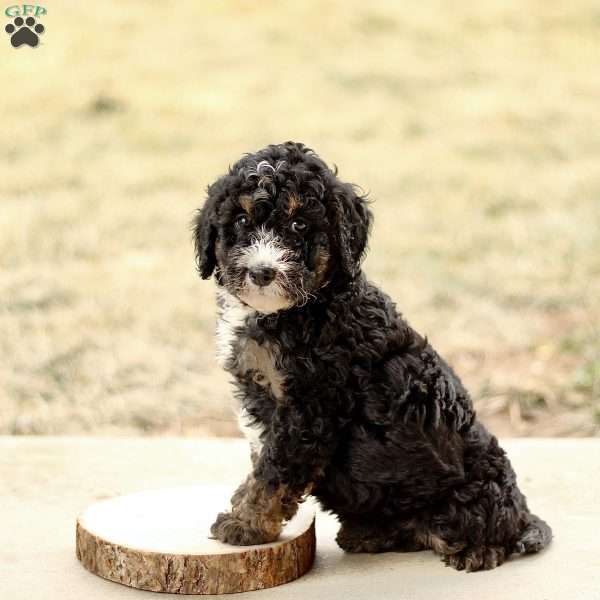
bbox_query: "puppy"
[193,141,552,571]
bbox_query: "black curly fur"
[193,141,552,571]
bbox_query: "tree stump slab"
[76,485,316,594]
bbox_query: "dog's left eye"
[235,214,250,228]
[291,220,307,234]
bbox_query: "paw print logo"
[5,16,44,48]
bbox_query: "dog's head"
[193,142,372,314]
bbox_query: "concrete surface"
[1,437,599,599]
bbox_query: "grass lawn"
[1,1,598,436]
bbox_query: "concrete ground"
[1,437,599,599]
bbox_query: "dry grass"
[1,0,599,437]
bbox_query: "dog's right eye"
[235,214,250,228]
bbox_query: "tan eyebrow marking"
[239,195,254,214]
[287,193,302,216]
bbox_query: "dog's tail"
[513,513,553,555]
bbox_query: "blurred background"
[1,1,598,438]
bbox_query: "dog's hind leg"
[513,512,553,555]
[336,517,426,554]
[416,483,551,571]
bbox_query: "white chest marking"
[215,290,270,454]
[237,408,264,456]
[215,290,254,368]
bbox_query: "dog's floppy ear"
[193,182,222,280]
[329,182,373,278]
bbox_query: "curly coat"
[193,141,552,571]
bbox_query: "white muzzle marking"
[237,229,293,313]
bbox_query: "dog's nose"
[248,266,276,287]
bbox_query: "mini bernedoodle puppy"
[193,141,552,571]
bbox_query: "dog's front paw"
[443,545,507,572]
[210,511,277,546]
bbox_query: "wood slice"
[76,485,316,594]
